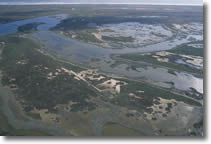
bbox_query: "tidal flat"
[0,4,203,136]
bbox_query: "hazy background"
[0,0,203,5]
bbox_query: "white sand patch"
[16,60,28,65]
[144,97,177,120]
[152,51,203,68]
[136,90,145,94]
[56,68,61,72]
[78,70,105,81]
[157,58,169,63]
[0,41,5,45]
[152,52,173,63]
[74,76,80,81]
[72,34,77,38]
[188,43,203,49]
[99,79,127,94]
[44,67,49,70]
[173,24,183,30]
[97,22,173,48]
[61,67,73,75]
[181,55,203,68]
[92,33,103,41]
[152,55,169,62]
[47,72,56,80]
[128,93,142,100]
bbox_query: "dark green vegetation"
[102,36,134,43]
[26,112,41,120]
[53,16,159,31]
[0,4,203,136]
[71,29,102,43]
[120,52,203,77]
[18,22,44,33]
[51,5,202,31]
[193,119,203,129]
[0,6,56,24]
[0,109,49,136]
[168,41,203,57]
[108,79,201,113]
[0,35,97,113]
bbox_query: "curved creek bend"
[0,14,203,94]
[0,14,203,134]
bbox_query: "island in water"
[0,4,203,136]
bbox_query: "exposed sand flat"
[151,51,203,68]
[116,85,121,94]
[61,67,74,75]
[47,72,56,80]
[128,93,142,100]
[10,84,18,90]
[92,32,103,41]
[156,51,173,57]
[34,109,59,124]
[0,41,5,49]
[148,99,202,135]
[181,54,202,60]
[44,67,49,70]
[184,23,203,32]
[78,70,105,81]
[173,24,183,30]
[188,43,203,49]
[144,97,178,120]
[16,60,28,65]
[152,55,169,62]
[92,32,110,47]
[47,68,68,80]
[0,41,5,45]
[93,22,173,48]
[99,79,127,94]
[157,58,169,63]
[186,59,203,68]
[152,52,170,62]
[56,68,61,72]
[136,90,145,93]
[0,41,5,57]
[74,76,80,81]
[180,55,203,68]
[72,34,77,38]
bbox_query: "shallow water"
[0,14,67,35]
[0,79,68,136]
[28,29,199,62]
[95,62,203,94]
[0,14,203,94]
[0,14,202,57]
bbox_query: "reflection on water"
[136,67,203,94]
[28,29,200,62]
[29,31,108,64]
[0,14,67,35]
[96,62,203,94]
[0,14,203,94]
[28,30,203,94]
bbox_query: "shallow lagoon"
[0,14,67,35]
[0,14,203,94]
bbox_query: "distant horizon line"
[0,2,203,6]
